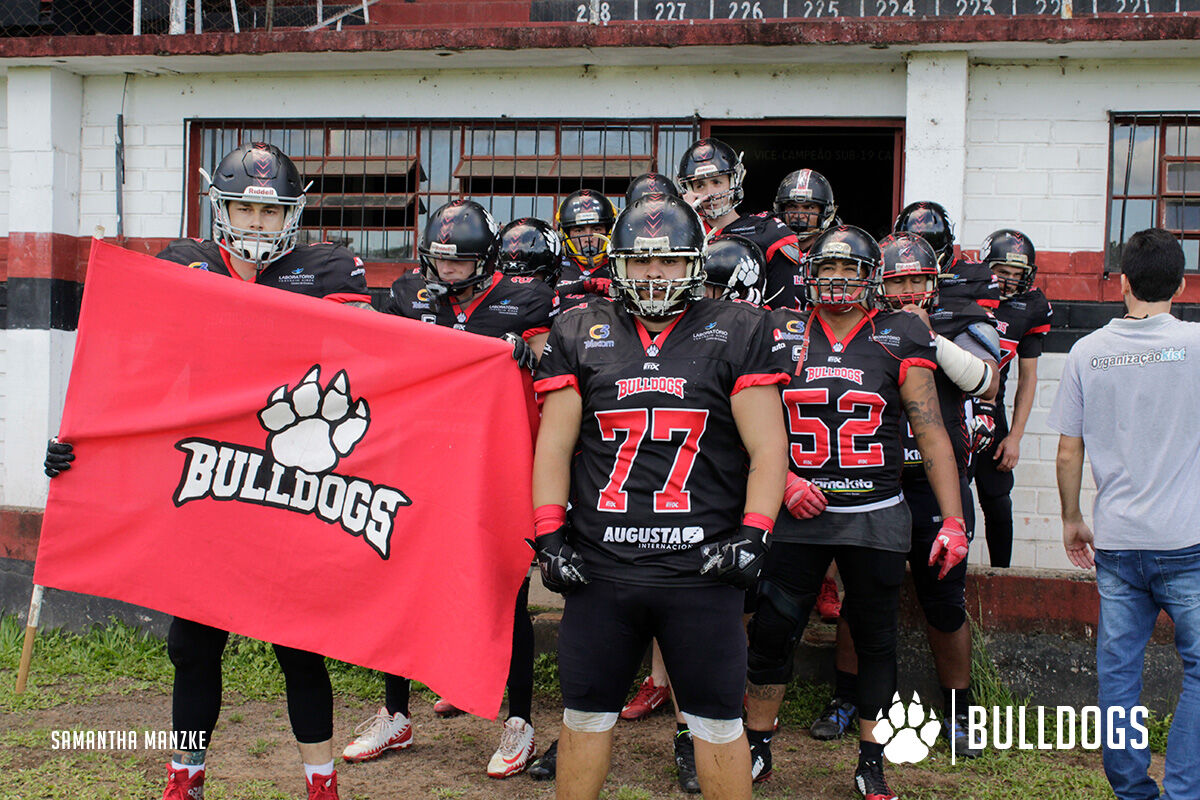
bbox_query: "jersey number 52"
[783,388,885,469]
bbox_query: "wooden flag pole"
[14,584,45,694]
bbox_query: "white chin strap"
[232,237,276,264]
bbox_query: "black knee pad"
[747,580,806,686]
[921,600,967,633]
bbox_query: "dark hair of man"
[1121,228,1185,303]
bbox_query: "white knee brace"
[682,712,744,745]
[563,708,619,733]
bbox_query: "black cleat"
[673,731,701,794]
[749,733,773,783]
[810,697,857,740]
[854,759,898,800]
[527,739,557,781]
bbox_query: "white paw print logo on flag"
[873,692,940,764]
[259,365,370,474]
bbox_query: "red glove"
[929,516,969,580]
[582,276,613,297]
[783,472,827,519]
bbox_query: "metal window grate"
[1108,112,1200,273]
[185,118,698,265]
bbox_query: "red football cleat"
[620,676,671,721]
[817,577,842,622]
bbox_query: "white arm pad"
[934,334,994,397]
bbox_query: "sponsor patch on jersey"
[812,477,875,493]
[773,319,805,341]
[643,361,660,371]
[804,366,864,384]
[772,341,788,353]
[615,376,687,400]
[602,526,704,549]
[278,271,316,287]
[187,261,210,271]
[488,300,519,315]
[692,323,729,343]
[589,324,611,339]
[871,332,902,346]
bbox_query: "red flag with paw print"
[35,239,537,719]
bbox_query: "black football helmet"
[877,233,940,311]
[556,189,617,272]
[418,199,500,297]
[805,225,881,310]
[980,228,1038,299]
[625,172,679,206]
[676,138,745,221]
[204,142,306,268]
[608,194,706,319]
[773,169,837,240]
[894,201,956,269]
[497,218,563,286]
[704,235,766,305]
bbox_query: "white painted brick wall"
[963,60,1200,254]
[0,76,8,239]
[968,352,1098,570]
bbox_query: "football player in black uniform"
[773,168,838,255]
[531,193,788,800]
[625,172,679,206]
[970,229,1052,568]
[498,217,564,287]
[894,201,1000,311]
[47,142,370,800]
[744,226,966,800]
[343,200,554,777]
[555,189,617,297]
[811,233,1001,757]
[675,138,803,310]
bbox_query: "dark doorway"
[706,121,904,242]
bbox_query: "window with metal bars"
[186,119,698,266]
[1108,113,1200,273]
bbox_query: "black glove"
[502,332,537,371]
[526,525,589,595]
[699,524,770,590]
[45,439,75,478]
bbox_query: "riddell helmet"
[877,233,940,311]
[980,228,1038,299]
[556,189,617,271]
[625,172,679,206]
[418,199,500,297]
[497,218,563,286]
[608,194,706,319]
[805,225,881,310]
[773,169,837,240]
[704,235,767,305]
[893,201,956,268]
[205,142,306,268]
[676,138,746,221]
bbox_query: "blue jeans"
[1096,543,1200,800]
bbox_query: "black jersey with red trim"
[710,212,802,311]
[156,239,370,302]
[558,261,611,286]
[939,256,1001,311]
[383,270,556,339]
[766,307,937,514]
[900,301,998,480]
[533,298,785,587]
[990,288,1052,404]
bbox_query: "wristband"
[742,512,775,534]
[534,504,567,537]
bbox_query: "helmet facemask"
[680,163,746,221]
[989,257,1037,300]
[878,264,939,310]
[610,248,704,320]
[420,244,495,300]
[563,228,611,272]
[807,255,876,312]
[209,185,305,270]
